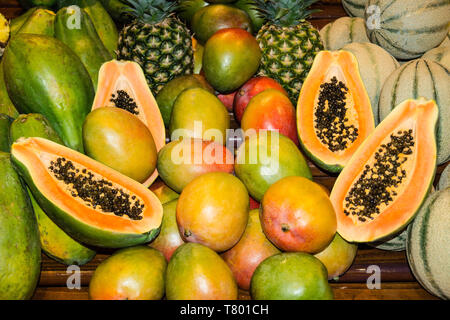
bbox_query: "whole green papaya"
[3,34,94,152]
[16,8,55,36]
[55,6,112,89]
[98,0,132,24]
[0,151,41,300]
[10,7,39,37]
[57,0,118,56]
[18,0,57,9]
[0,113,12,152]
[9,113,96,266]
[1,8,56,120]
[0,63,19,118]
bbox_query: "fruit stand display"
[0,0,449,301]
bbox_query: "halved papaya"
[330,98,438,243]
[92,60,166,187]
[11,137,163,248]
[297,50,375,172]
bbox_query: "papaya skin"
[150,200,185,262]
[0,152,41,300]
[57,0,119,57]
[0,113,12,152]
[3,34,95,152]
[55,6,112,89]
[222,209,281,290]
[166,243,238,300]
[16,8,55,36]
[18,0,56,9]
[10,7,38,37]
[0,8,55,120]
[89,246,166,300]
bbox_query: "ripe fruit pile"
[0,0,449,301]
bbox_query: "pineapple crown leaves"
[254,0,321,27]
[124,0,178,23]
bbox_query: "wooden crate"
[0,0,444,300]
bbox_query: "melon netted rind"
[439,31,450,48]
[378,59,450,165]
[320,17,369,51]
[407,188,450,300]
[438,164,450,191]
[364,0,450,60]
[422,47,450,70]
[342,42,399,124]
[342,0,367,18]
[369,228,407,251]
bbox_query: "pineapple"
[118,0,194,94]
[0,13,9,59]
[254,0,324,102]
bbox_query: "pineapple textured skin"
[118,16,194,94]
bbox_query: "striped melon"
[370,229,407,251]
[439,30,450,48]
[320,17,369,51]
[407,187,450,300]
[422,47,450,70]
[438,164,450,191]
[342,42,399,124]
[379,59,450,165]
[342,0,367,18]
[365,0,450,60]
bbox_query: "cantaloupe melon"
[379,59,450,165]
[439,30,450,48]
[320,17,369,51]
[342,42,399,124]
[365,0,450,60]
[407,187,450,300]
[438,164,450,191]
[422,47,450,70]
[342,0,367,18]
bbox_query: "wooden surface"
[1,0,444,301]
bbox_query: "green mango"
[0,151,41,300]
[3,33,94,152]
[55,6,112,89]
[57,0,118,56]
[10,113,96,266]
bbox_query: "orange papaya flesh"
[11,137,163,248]
[330,98,438,243]
[297,50,375,172]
